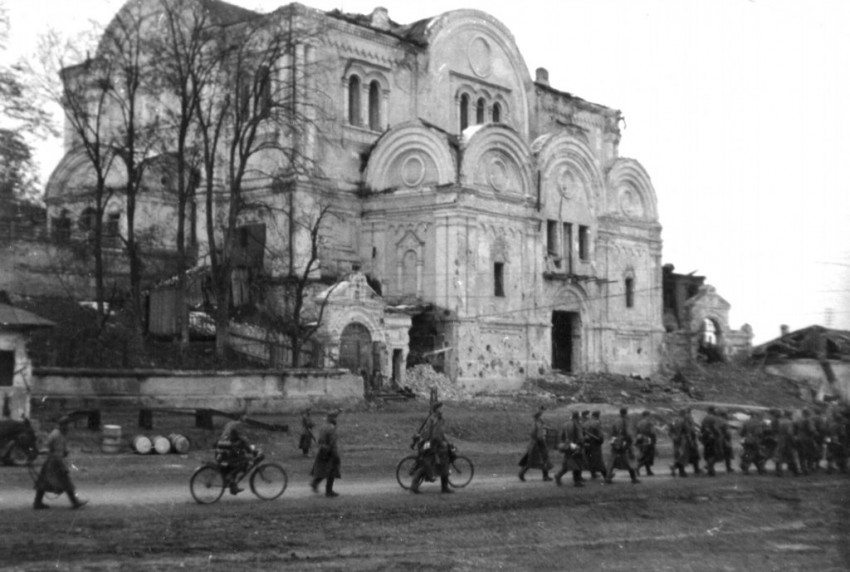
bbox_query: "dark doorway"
[392,349,403,386]
[552,311,579,372]
[339,322,372,375]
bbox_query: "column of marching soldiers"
[515,403,850,487]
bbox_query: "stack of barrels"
[100,426,191,455]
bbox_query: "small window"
[562,222,573,270]
[578,225,589,261]
[368,80,381,131]
[625,277,634,308]
[256,65,272,117]
[459,93,470,131]
[492,102,501,123]
[546,220,559,257]
[476,97,485,124]
[348,75,361,126]
[79,207,98,232]
[53,212,71,241]
[494,262,505,297]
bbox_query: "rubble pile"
[402,364,467,401]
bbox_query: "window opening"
[546,220,558,257]
[563,222,573,273]
[476,97,485,124]
[578,225,589,261]
[494,262,505,297]
[460,93,469,131]
[348,75,361,126]
[492,102,501,123]
[625,277,634,308]
[256,65,271,117]
[368,80,381,131]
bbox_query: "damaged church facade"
[45,1,666,392]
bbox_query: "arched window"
[256,65,272,117]
[402,249,418,297]
[625,277,635,308]
[492,102,501,123]
[702,318,717,346]
[79,207,98,232]
[52,210,71,241]
[348,75,361,126]
[368,80,381,131]
[476,97,485,124]
[459,93,469,131]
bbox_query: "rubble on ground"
[402,364,467,401]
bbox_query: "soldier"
[811,406,828,472]
[700,406,723,477]
[824,406,848,474]
[669,408,698,477]
[584,411,606,479]
[298,408,315,457]
[739,410,767,475]
[775,410,799,477]
[33,416,88,510]
[635,410,657,476]
[794,408,817,475]
[310,409,342,497]
[411,401,454,494]
[717,409,735,473]
[518,406,553,482]
[555,411,585,487]
[762,409,780,463]
[604,407,640,485]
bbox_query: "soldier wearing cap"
[555,411,585,487]
[604,407,640,484]
[33,416,87,510]
[518,406,553,482]
[700,406,723,477]
[411,401,454,493]
[310,409,342,497]
[584,411,606,479]
[739,410,767,474]
[716,408,734,473]
[669,408,699,477]
[775,410,799,477]
[299,407,315,457]
[635,410,657,477]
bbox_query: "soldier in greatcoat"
[310,410,342,497]
[775,410,799,477]
[298,408,315,457]
[604,407,640,484]
[33,416,87,510]
[576,411,604,480]
[635,410,657,476]
[825,406,848,474]
[700,406,724,476]
[518,406,553,482]
[669,408,699,477]
[717,409,735,473]
[555,411,585,487]
[794,408,817,475]
[411,401,454,493]
[739,410,767,474]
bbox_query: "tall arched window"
[492,102,501,123]
[368,80,381,131]
[402,250,418,297]
[476,97,485,124]
[256,65,272,117]
[459,93,469,131]
[625,277,635,308]
[348,75,361,126]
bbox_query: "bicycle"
[190,444,288,504]
[396,439,474,490]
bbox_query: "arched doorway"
[698,317,723,362]
[339,322,372,375]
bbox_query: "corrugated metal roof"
[0,303,55,330]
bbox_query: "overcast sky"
[3,0,849,343]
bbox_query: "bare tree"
[190,6,327,359]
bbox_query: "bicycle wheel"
[395,455,419,490]
[448,455,474,488]
[190,464,225,504]
[250,462,288,500]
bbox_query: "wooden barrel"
[101,425,122,454]
[152,435,171,455]
[168,433,190,454]
[132,434,152,454]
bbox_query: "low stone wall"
[30,367,364,413]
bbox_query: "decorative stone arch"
[605,158,659,221]
[425,9,532,139]
[622,265,637,309]
[533,132,604,217]
[364,121,455,192]
[460,124,534,197]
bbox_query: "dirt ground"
[1,391,849,572]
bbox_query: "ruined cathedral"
[45,1,665,392]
